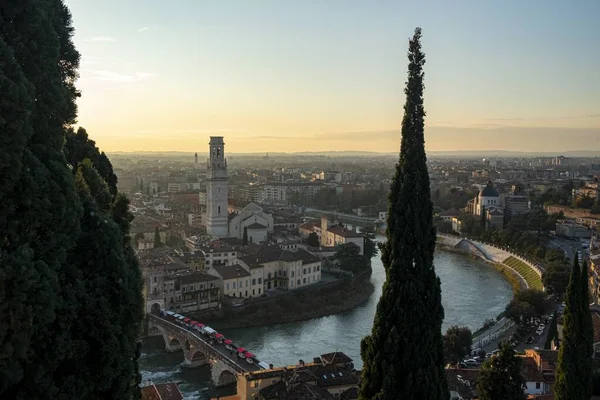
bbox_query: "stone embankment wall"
[436,234,548,349]
[436,234,544,290]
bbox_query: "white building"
[210,264,252,299]
[206,136,229,237]
[228,202,274,244]
[238,246,322,292]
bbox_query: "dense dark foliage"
[0,1,143,398]
[359,28,448,399]
[443,326,472,364]
[306,232,320,247]
[555,257,593,399]
[476,342,526,400]
[504,289,552,326]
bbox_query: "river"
[140,248,512,399]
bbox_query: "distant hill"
[107,150,600,158]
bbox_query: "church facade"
[228,202,274,244]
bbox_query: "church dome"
[479,181,499,197]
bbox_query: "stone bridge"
[454,238,492,261]
[147,314,260,387]
[304,208,378,227]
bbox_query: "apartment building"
[238,246,322,292]
[163,271,220,313]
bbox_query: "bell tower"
[206,136,229,237]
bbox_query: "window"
[535,382,541,389]
[182,287,186,293]
[245,290,248,297]
[210,282,214,288]
[252,278,256,285]
[226,283,230,290]
[153,277,157,283]
[291,271,294,277]
[253,289,255,295]
[252,381,259,388]
[233,282,236,289]
[258,288,261,294]
[246,280,249,287]
[303,269,306,274]
[258,278,262,284]
[297,279,301,285]
[317,265,320,271]
[303,278,307,284]
[218,205,221,214]
[308,267,311,273]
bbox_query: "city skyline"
[66,0,600,153]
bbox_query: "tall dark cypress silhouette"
[359,27,449,400]
[555,257,583,399]
[579,260,593,398]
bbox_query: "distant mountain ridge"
[107,150,600,157]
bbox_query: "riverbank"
[436,241,521,348]
[192,272,375,330]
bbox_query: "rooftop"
[212,264,251,280]
[141,383,183,400]
[326,226,363,238]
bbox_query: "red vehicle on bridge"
[213,333,225,344]
[243,352,255,364]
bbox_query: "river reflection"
[141,248,512,399]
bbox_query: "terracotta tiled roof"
[141,386,161,400]
[320,352,353,365]
[141,383,183,400]
[326,226,362,238]
[299,222,318,231]
[521,357,544,382]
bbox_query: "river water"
[140,248,512,399]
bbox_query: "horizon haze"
[65,0,600,154]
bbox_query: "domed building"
[465,181,504,229]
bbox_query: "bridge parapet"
[148,314,247,386]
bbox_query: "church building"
[204,136,273,243]
[228,202,274,243]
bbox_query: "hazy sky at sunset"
[65,0,600,153]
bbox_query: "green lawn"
[503,256,543,291]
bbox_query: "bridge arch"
[190,350,207,362]
[152,325,182,352]
[217,370,236,386]
[150,302,161,314]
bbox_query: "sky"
[65,0,600,154]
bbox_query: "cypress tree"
[555,257,583,399]
[154,226,163,248]
[359,27,448,399]
[0,1,84,396]
[243,226,249,245]
[579,260,594,398]
[61,139,144,399]
[1,1,143,397]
